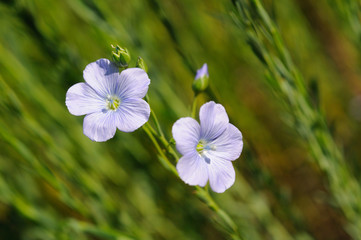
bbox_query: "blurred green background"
[1,0,361,239]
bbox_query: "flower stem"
[146,94,179,161]
[195,186,243,240]
[151,107,165,138]
[142,123,178,176]
[146,94,164,137]
[146,121,179,162]
[191,94,198,119]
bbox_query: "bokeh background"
[1,0,361,239]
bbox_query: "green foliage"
[232,0,361,238]
[1,0,361,239]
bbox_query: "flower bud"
[111,44,131,68]
[136,56,148,73]
[192,63,209,94]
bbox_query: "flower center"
[197,140,215,152]
[106,95,121,111]
[196,140,215,154]
[197,140,215,164]
[196,140,205,153]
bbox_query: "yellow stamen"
[106,95,121,111]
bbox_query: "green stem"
[191,94,198,119]
[146,94,179,161]
[143,124,178,176]
[150,107,165,138]
[195,186,242,239]
[159,135,179,162]
[145,120,179,162]
[146,94,164,137]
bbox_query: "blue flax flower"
[172,101,243,193]
[66,58,150,142]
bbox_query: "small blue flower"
[66,58,150,142]
[172,101,243,193]
[195,63,208,80]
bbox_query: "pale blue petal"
[83,111,117,142]
[199,101,229,140]
[116,68,150,99]
[66,83,105,116]
[115,98,150,132]
[208,123,243,161]
[195,63,208,80]
[207,158,235,193]
[177,151,208,187]
[172,117,201,156]
[83,58,119,97]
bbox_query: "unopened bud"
[136,56,148,73]
[111,44,131,68]
[192,63,209,94]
